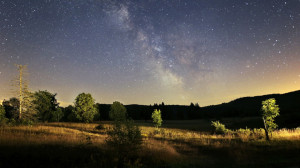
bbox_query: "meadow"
[0,119,300,168]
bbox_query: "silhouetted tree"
[73,93,97,123]
[109,101,127,121]
[34,90,61,122]
[2,98,19,119]
[96,104,110,120]
[62,105,76,122]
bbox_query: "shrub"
[211,121,229,135]
[106,119,142,149]
[252,128,265,139]
[106,119,142,167]
[235,128,251,140]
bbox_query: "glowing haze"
[0,0,300,106]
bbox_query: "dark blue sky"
[0,0,300,106]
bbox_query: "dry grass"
[0,121,300,167]
[1,122,300,148]
[0,124,106,146]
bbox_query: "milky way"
[0,0,300,106]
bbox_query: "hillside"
[93,90,300,128]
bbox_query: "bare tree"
[11,64,36,121]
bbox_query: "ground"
[0,119,300,168]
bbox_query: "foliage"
[21,91,38,122]
[107,102,142,167]
[93,111,101,121]
[2,98,19,119]
[261,98,280,140]
[235,128,251,136]
[106,119,142,149]
[52,107,64,122]
[12,64,37,121]
[34,90,61,122]
[61,105,75,122]
[151,109,162,128]
[109,101,127,121]
[73,93,97,123]
[211,121,229,135]
[106,119,142,166]
[0,105,8,125]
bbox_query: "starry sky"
[0,0,300,106]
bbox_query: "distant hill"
[201,90,300,127]
[95,90,300,128]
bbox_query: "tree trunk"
[263,118,270,141]
[264,128,270,141]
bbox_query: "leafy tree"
[2,98,19,119]
[109,101,127,121]
[52,107,64,122]
[63,105,76,122]
[261,98,280,141]
[34,90,61,122]
[73,93,97,123]
[0,105,8,124]
[151,109,162,128]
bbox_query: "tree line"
[0,90,199,123]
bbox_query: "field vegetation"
[1,120,300,168]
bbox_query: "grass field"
[0,120,300,168]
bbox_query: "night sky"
[0,0,300,106]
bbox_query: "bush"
[211,121,229,135]
[106,102,142,167]
[7,119,17,126]
[234,128,251,140]
[106,120,142,149]
[106,119,142,167]
[252,128,266,139]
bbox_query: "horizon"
[0,0,299,106]
[1,88,299,108]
